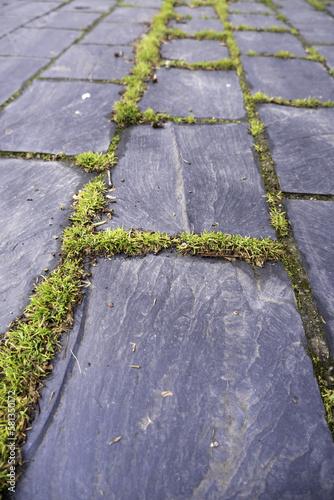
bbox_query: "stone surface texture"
[161,39,229,62]
[228,13,287,29]
[80,22,147,45]
[234,32,307,56]
[168,18,224,35]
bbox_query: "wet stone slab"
[314,45,334,71]
[0,80,122,155]
[234,32,307,56]
[15,254,334,499]
[168,18,224,35]
[42,45,134,80]
[0,28,79,58]
[80,22,146,45]
[104,7,158,23]
[138,68,246,120]
[241,56,334,101]
[0,158,92,334]
[228,13,287,29]
[160,39,229,63]
[0,56,49,106]
[257,104,334,195]
[285,200,334,354]
[26,10,101,29]
[105,123,275,238]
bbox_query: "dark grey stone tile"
[0,158,92,334]
[0,1,58,18]
[257,104,334,195]
[80,22,146,45]
[160,39,229,62]
[0,28,79,57]
[326,3,334,16]
[234,31,307,56]
[174,5,218,19]
[277,5,334,43]
[104,7,158,23]
[0,80,122,155]
[26,10,101,29]
[0,55,49,105]
[138,68,246,120]
[61,0,116,12]
[0,16,28,37]
[127,0,163,6]
[228,13,288,29]
[295,20,334,44]
[285,200,334,354]
[42,44,134,80]
[168,18,224,35]
[105,123,275,238]
[15,254,334,499]
[314,45,334,71]
[241,56,334,101]
[229,1,272,13]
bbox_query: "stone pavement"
[0,0,334,498]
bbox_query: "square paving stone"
[25,10,101,29]
[241,56,334,101]
[314,45,334,71]
[0,28,79,58]
[284,200,334,354]
[104,7,158,23]
[42,44,134,80]
[15,254,334,499]
[234,31,307,56]
[0,16,28,37]
[228,13,288,29]
[104,123,275,238]
[80,22,147,45]
[61,0,116,12]
[0,80,122,155]
[0,1,58,18]
[0,55,49,105]
[276,6,334,43]
[0,158,92,334]
[138,68,246,120]
[229,1,272,13]
[168,18,224,35]
[258,104,334,195]
[174,5,218,19]
[160,39,229,63]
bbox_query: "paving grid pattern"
[0,0,334,498]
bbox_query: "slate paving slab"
[61,0,116,12]
[42,44,134,80]
[0,158,92,334]
[257,104,334,195]
[234,31,307,56]
[228,13,287,29]
[285,200,334,354]
[314,45,334,71]
[168,18,224,35]
[0,16,28,37]
[229,1,272,13]
[15,254,334,499]
[26,10,101,29]
[174,5,218,19]
[138,68,246,119]
[0,1,58,18]
[0,55,49,105]
[160,39,229,63]
[241,56,334,101]
[104,123,275,238]
[0,80,122,155]
[0,27,79,58]
[104,7,158,23]
[276,6,334,44]
[80,22,146,45]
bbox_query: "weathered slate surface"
[0,16,28,37]
[285,200,334,354]
[241,56,334,101]
[313,45,334,71]
[61,0,116,12]
[42,44,134,80]
[228,13,287,29]
[0,56,49,106]
[104,123,275,238]
[0,1,58,18]
[174,5,218,19]
[229,1,272,13]
[16,254,334,499]
[138,68,246,119]
[0,80,122,155]
[161,39,229,63]
[26,10,101,30]
[257,104,334,195]
[80,21,146,45]
[0,158,92,334]
[104,7,158,23]
[168,18,224,35]
[234,31,307,56]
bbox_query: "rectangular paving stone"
[61,0,116,12]
[285,200,334,354]
[241,56,334,101]
[160,39,229,63]
[26,10,101,29]
[276,4,334,43]
[138,68,246,120]
[80,22,147,45]
[228,13,288,29]
[168,18,224,35]
[15,254,334,499]
[42,44,134,80]
[104,7,158,23]
[0,16,28,37]
[234,31,307,56]
[0,80,122,155]
[257,104,334,195]
[0,27,79,58]
[0,158,92,334]
[104,123,275,238]
[174,5,218,19]
[314,45,334,71]
[0,1,58,18]
[229,1,272,13]
[0,55,49,105]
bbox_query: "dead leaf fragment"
[132,343,136,352]
[108,302,114,308]
[48,391,55,404]
[153,298,157,306]
[130,365,141,369]
[161,391,173,398]
[108,436,122,445]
